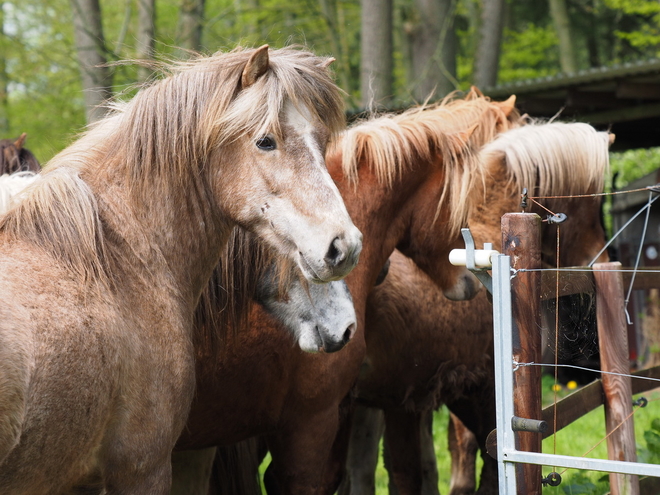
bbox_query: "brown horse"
[0,133,40,175]
[0,45,362,494]
[172,90,519,494]
[342,121,613,495]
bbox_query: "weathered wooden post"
[593,262,639,495]
[502,213,543,495]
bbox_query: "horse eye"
[256,136,276,151]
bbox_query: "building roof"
[484,59,660,151]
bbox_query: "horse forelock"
[333,92,521,236]
[480,122,610,198]
[49,47,343,205]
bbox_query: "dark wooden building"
[485,59,660,151]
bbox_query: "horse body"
[344,122,612,495]
[175,91,520,493]
[0,46,360,494]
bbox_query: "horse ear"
[608,133,616,146]
[449,124,479,154]
[14,132,27,150]
[242,45,270,88]
[498,95,516,117]
[320,57,336,69]
[467,86,483,99]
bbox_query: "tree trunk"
[176,0,206,55]
[473,0,505,90]
[70,0,113,123]
[360,0,393,109]
[549,0,578,74]
[137,0,156,83]
[0,2,9,134]
[318,0,352,98]
[406,0,457,102]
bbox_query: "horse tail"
[208,438,264,495]
[0,314,30,465]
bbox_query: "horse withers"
[0,45,360,494]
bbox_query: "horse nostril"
[324,237,346,267]
[343,323,356,345]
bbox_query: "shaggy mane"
[481,122,610,197]
[330,89,521,235]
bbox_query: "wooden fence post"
[502,213,543,495]
[593,262,639,495]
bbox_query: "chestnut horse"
[342,122,613,495]
[0,45,362,494]
[172,91,519,493]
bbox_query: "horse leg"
[446,384,498,495]
[337,405,384,495]
[419,409,439,495]
[207,439,263,495]
[382,408,423,494]
[170,448,217,495]
[448,413,478,495]
[265,407,341,495]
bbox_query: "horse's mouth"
[297,252,325,283]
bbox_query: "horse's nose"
[342,322,356,345]
[324,232,362,270]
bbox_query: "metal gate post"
[492,252,517,494]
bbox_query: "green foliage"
[609,147,660,190]
[639,417,660,463]
[498,23,560,83]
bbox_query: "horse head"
[256,265,357,353]
[207,46,362,283]
[0,134,40,175]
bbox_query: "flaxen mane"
[480,122,610,197]
[0,172,38,216]
[0,47,344,290]
[330,89,521,236]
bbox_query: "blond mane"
[481,121,610,197]
[0,46,343,289]
[330,89,521,235]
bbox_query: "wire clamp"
[546,212,567,224]
[541,472,562,487]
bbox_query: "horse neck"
[327,151,431,307]
[87,167,230,311]
[468,157,520,251]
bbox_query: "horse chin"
[442,270,481,301]
[297,326,323,353]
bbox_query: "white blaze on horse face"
[250,101,362,283]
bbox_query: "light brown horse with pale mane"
[0,45,362,494]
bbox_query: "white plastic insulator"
[449,249,499,268]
